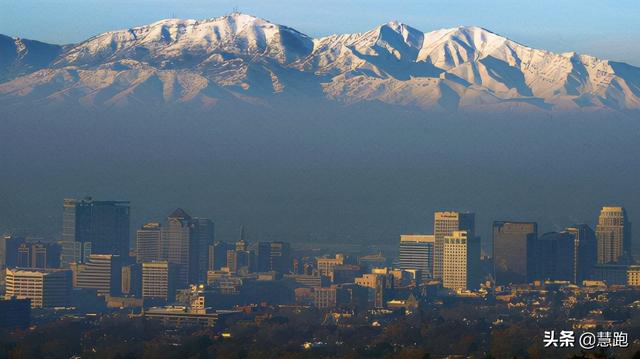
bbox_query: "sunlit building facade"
[433,211,475,279]
[596,206,631,264]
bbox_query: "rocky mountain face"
[1,13,639,113]
[0,34,63,83]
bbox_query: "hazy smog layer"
[1,104,639,253]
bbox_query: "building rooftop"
[168,208,191,220]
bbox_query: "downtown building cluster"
[0,198,637,330]
[0,197,296,328]
[398,207,635,293]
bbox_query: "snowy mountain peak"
[378,21,424,51]
[55,12,313,67]
[1,16,640,113]
[418,25,513,63]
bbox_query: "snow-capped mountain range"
[1,13,639,112]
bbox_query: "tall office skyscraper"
[14,241,60,269]
[398,234,435,281]
[60,197,130,267]
[0,235,7,270]
[596,206,631,264]
[208,241,229,271]
[2,236,60,269]
[142,261,176,303]
[270,241,291,273]
[226,249,250,275]
[433,211,475,280]
[31,242,53,269]
[529,232,575,282]
[16,243,30,267]
[564,224,597,284]
[492,221,537,285]
[136,222,161,263]
[223,237,253,275]
[2,235,23,269]
[255,242,272,272]
[161,208,193,289]
[2,236,28,269]
[226,250,238,274]
[190,218,214,282]
[121,263,142,297]
[442,231,480,291]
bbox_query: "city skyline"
[2,201,636,289]
[2,197,638,255]
[4,197,634,277]
[2,196,639,357]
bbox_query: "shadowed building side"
[492,221,537,285]
[60,197,130,267]
[564,224,597,284]
[398,234,434,282]
[529,232,575,282]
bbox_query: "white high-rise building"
[136,222,162,263]
[442,231,480,291]
[596,206,631,264]
[5,268,72,308]
[162,209,193,289]
[433,211,475,279]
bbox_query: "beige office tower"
[73,254,122,296]
[142,261,176,303]
[161,209,192,289]
[442,231,480,291]
[5,268,72,308]
[596,206,631,264]
[136,222,161,263]
[433,211,475,279]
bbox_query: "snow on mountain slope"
[0,13,639,113]
[0,35,63,83]
[56,13,313,68]
[308,23,640,112]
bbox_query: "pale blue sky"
[2,0,639,65]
